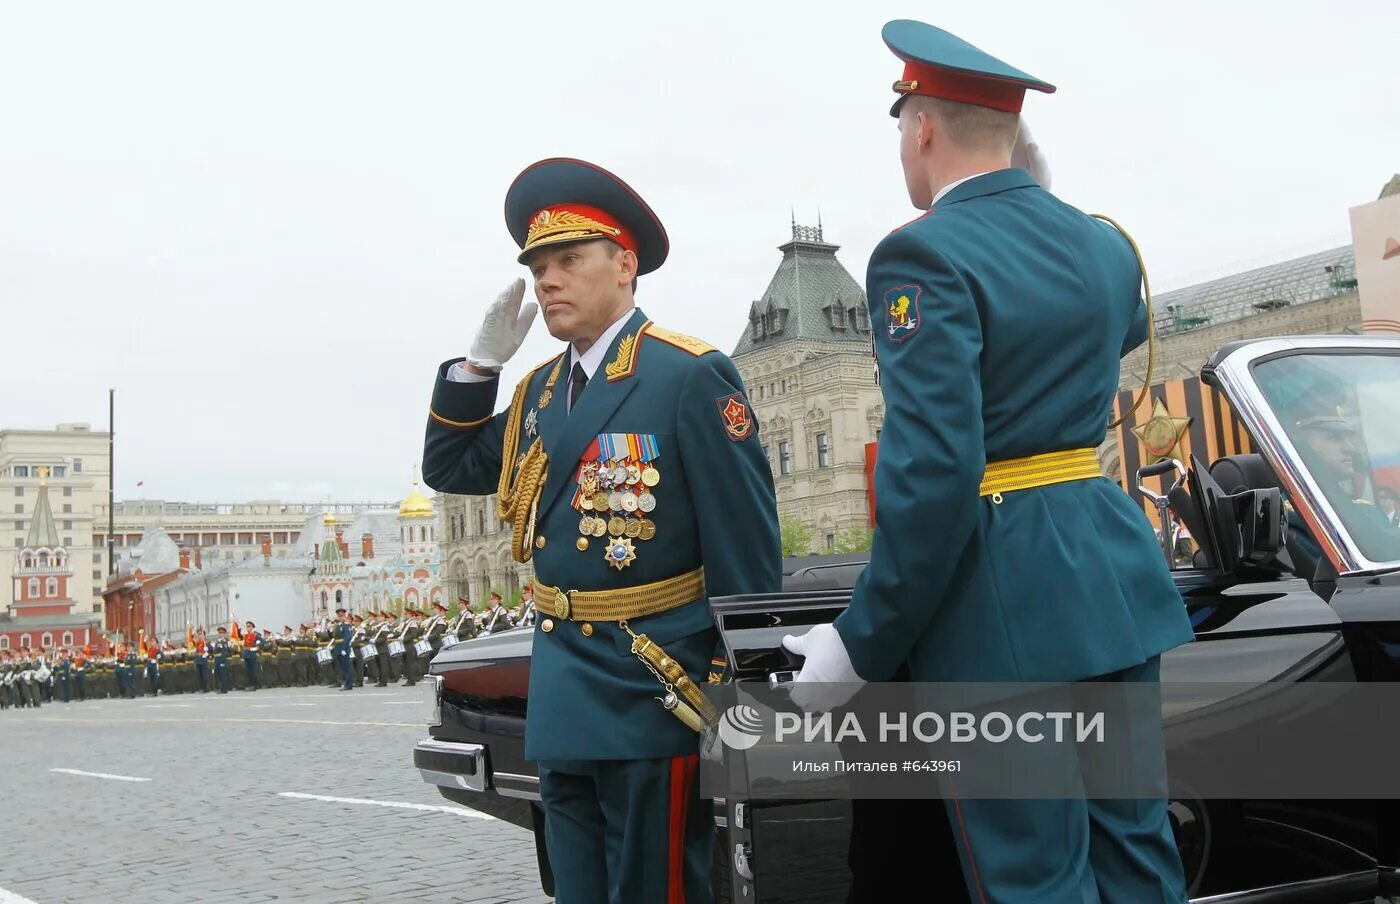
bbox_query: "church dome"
[399,480,435,519]
[323,511,337,527]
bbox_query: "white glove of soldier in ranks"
[1012,117,1051,189]
[465,277,538,372]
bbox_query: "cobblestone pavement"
[0,686,550,904]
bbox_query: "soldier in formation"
[2,601,526,712]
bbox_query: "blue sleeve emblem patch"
[884,284,922,342]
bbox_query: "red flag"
[186,623,195,648]
[230,617,242,643]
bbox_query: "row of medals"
[576,459,660,568]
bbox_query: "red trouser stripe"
[949,777,988,904]
[668,753,698,904]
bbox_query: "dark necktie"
[569,361,588,411]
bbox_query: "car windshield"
[1254,352,1400,567]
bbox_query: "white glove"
[466,278,538,372]
[1012,118,1051,190]
[780,624,864,713]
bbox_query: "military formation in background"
[0,588,536,708]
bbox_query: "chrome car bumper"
[414,737,542,801]
[414,738,489,793]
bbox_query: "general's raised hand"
[466,278,538,372]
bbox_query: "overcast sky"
[2,1,1396,504]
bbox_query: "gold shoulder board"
[645,324,716,357]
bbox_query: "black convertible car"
[413,335,1400,902]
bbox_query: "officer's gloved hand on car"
[781,625,864,713]
[466,278,538,372]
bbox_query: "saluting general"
[783,20,1194,903]
[422,158,780,904]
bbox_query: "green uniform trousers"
[538,754,712,904]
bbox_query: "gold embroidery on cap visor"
[520,208,623,259]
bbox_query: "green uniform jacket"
[835,168,1194,684]
[423,308,780,760]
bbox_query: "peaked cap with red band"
[883,19,1055,117]
[504,158,669,275]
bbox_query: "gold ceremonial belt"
[535,568,705,621]
[979,448,1101,501]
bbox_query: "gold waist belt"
[979,448,1101,499]
[535,567,705,621]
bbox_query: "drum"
[440,632,459,649]
[414,639,433,658]
[315,648,332,665]
[387,640,406,658]
[358,645,376,662]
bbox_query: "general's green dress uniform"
[830,21,1194,903]
[422,158,780,904]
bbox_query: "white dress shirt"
[447,308,635,412]
[931,170,993,208]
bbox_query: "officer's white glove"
[780,624,864,713]
[466,278,538,372]
[1012,118,1051,190]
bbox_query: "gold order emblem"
[638,519,656,541]
[605,536,637,570]
[624,519,642,539]
[608,515,627,536]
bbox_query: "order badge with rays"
[884,284,922,342]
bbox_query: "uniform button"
[535,535,547,549]
[576,537,589,551]
[580,623,593,637]
[540,619,554,633]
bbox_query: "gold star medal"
[1131,400,1191,463]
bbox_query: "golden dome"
[322,511,337,526]
[399,480,435,519]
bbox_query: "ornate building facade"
[355,479,445,614]
[149,474,445,638]
[1,467,102,652]
[731,222,884,552]
[437,493,524,608]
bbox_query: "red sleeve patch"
[716,393,754,441]
[883,284,922,342]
